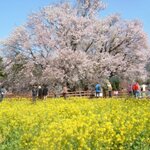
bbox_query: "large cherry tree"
[0,0,149,91]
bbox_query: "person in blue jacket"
[95,83,101,98]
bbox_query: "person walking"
[43,85,48,100]
[32,85,38,103]
[62,84,68,99]
[0,86,7,102]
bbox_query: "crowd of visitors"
[127,82,149,99]
[31,84,49,102]
[95,80,113,98]
[94,80,150,99]
[1,80,150,102]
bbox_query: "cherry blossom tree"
[0,1,149,92]
[76,0,106,17]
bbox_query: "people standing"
[141,83,147,98]
[95,83,101,98]
[107,81,112,98]
[0,86,7,102]
[32,85,38,103]
[102,81,108,98]
[43,85,48,100]
[127,84,133,96]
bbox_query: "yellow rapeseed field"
[0,97,149,150]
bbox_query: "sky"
[0,0,150,41]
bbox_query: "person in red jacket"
[132,82,140,98]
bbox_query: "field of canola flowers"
[0,97,149,150]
